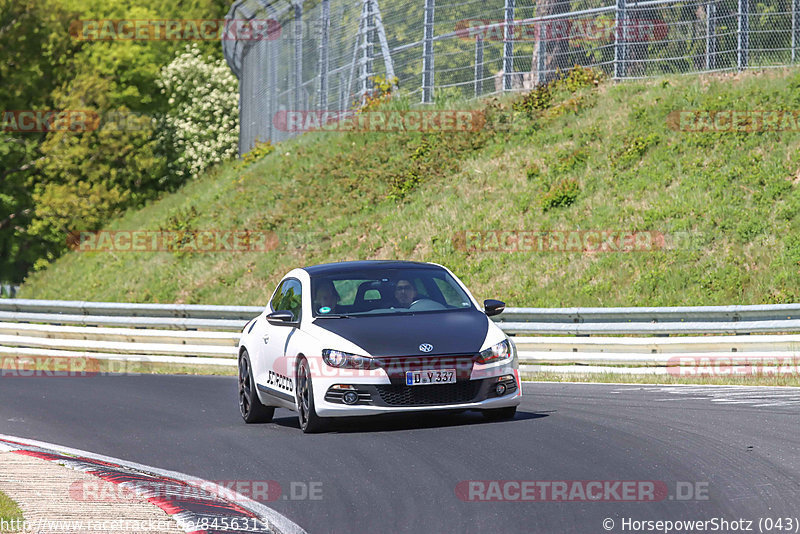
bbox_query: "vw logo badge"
[418,343,433,353]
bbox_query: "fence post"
[737,0,749,69]
[346,5,364,108]
[256,41,267,146]
[614,0,627,78]
[422,0,435,102]
[318,0,330,109]
[706,1,716,70]
[366,0,374,87]
[268,21,278,143]
[503,0,515,91]
[535,22,545,84]
[793,0,799,61]
[371,0,397,83]
[360,0,368,99]
[474,35,484,97]
[359,0,374,99]
[294,1,304,111]
[238,52,248,153]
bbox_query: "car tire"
[481,406,517,421]
[239,351,275,424]
[296,357,327,433]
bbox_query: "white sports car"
[237,260,521,433]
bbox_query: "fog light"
[343,391,359,404]
[495,383,507,396]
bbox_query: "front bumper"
[313,370,522,417]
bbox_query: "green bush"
[540,178,581,211]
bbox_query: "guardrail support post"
[422,0,435,103]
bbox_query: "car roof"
[301,260,441,276]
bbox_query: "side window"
[277,279,303,321]
[269,281,285,312]
[434,277,469,307]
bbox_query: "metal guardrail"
[0,299,262,320]
[0,312,247,331]
[499,320,800,335]
[1,300,800,334]
[495,304,800,335]
[0,299,259,331]
[0,299,798,368]
[515,334,800,366]
[495,304,800,323]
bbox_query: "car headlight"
[476,339,512,364]
[322,349,378,369]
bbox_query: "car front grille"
[374,380,482,406]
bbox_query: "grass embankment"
[19,68,800,308]
[0,490,23,532]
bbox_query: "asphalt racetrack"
[1,375,798,533]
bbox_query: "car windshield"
[310,267,475,317]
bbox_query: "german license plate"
[406,369,456,386]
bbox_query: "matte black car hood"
[312,310,489,357]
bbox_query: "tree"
[31,73,167,266]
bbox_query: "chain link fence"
[224,0,800,152]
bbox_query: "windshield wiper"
[314,314,353,319]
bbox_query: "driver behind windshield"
[393,279,418,308]
[313,280,340,313]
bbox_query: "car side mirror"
[267,310,296,326]
[483,299,506,317]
